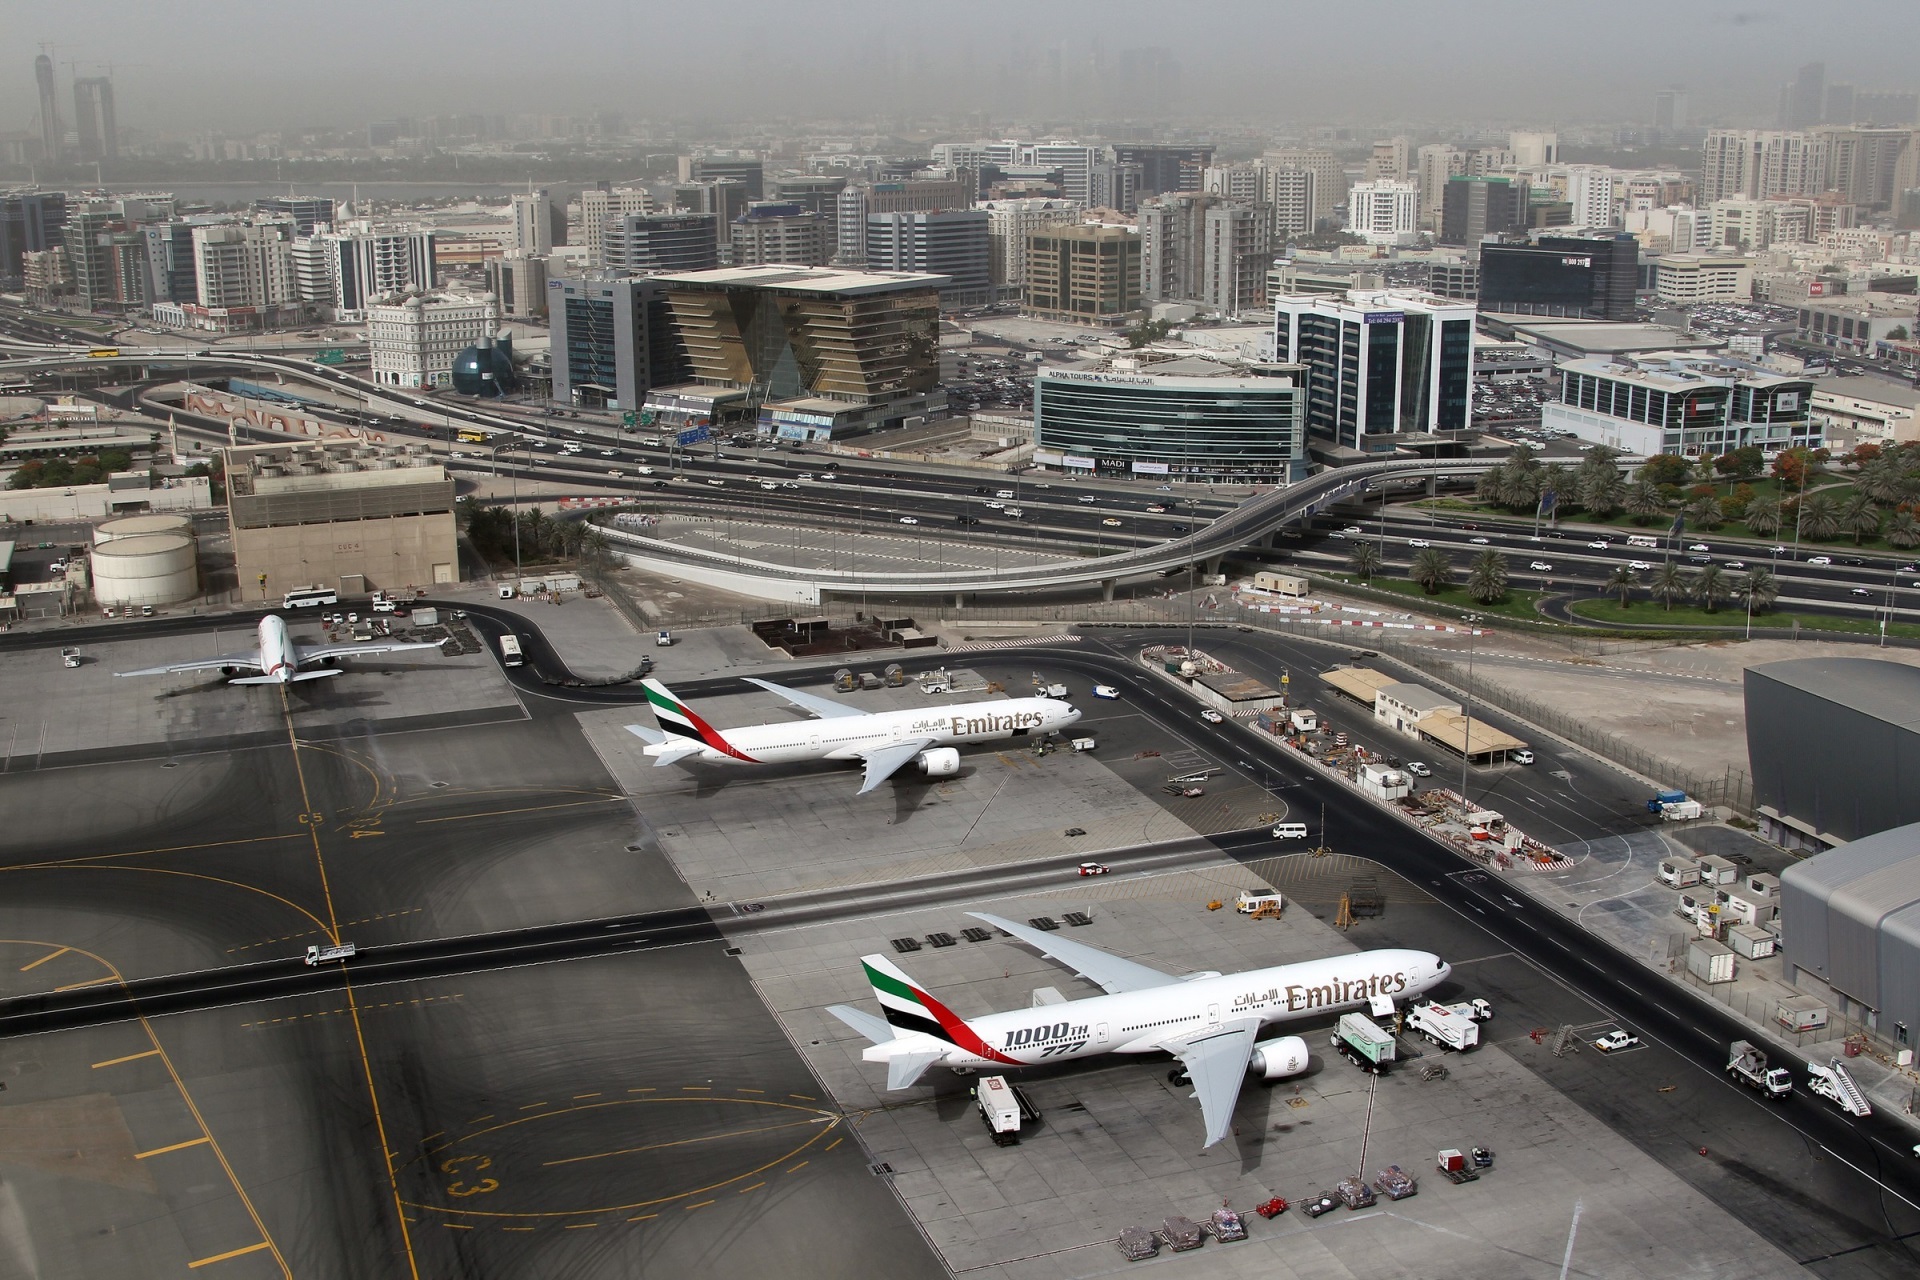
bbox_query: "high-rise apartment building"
[1565,167,1619,229]
[1264,148,1342,226]
[1509,132,1560,167]
[1416,145,1469,226]
[66,203,145,310]
[1089,161,1143,213]
[181,221,300,329]
[579,185,653,267]
[1347,181,1419,246]
[1024,223,1141,324]
[1814,126,1920,210]
[0,190,67,285]
[72,77,117,163]
[1140,193,1271,311]
[290,223,437,320]
[1699,131,1827,204]
[982,198,1078,293]
[1272,289,1475,448]
[729,203,831,267]
[1263,167,1315,240]
[1708,199,1811,250]
[511,191,561,255]
[1366,138,1411,182]
[1202,164,1264,202]
[603,213,720,275]
[864,209,991,307]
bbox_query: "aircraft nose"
[1063,704,1082,722]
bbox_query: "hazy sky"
[8,0,1919,134]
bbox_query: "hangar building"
[1779,822,1920,1052]
[1745,657,1920,851]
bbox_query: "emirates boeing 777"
[626,677,1082,794]
[115,613,444,684]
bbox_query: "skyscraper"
[1263,148,1342,227]
[1785,61,1826,129]
[72,77,116,163]
[1654,88,1690,133]
[1272,290,1475,448]
[34,55,60,163]
[1698,130,1828,203]
[1439,176,1522,245]
[864,209,991,307]
[510,191,558,255]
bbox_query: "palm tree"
[1797,491,1840,541]
[1475,465,1506,505]
[1348,540,1384,582]
[1839,489,1884,545]
[1506,443,1538,469]
[1539,462,1574,514]
[1497,465,1541,512]
[1690,564,1732,613]
[1466,549,1509,603]
[1408,546,1455,595]
[1856,458,1910,505]
[1738,567,1779,614]
[1580,468,1626,519]
[1743,496,1783,538]
[1887,510,1920,550]
[1650,560,1688,611]
[1683,495,1723,531]
[1605,564,1637,607]
[1624,480,1666,523]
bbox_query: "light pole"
[1459,614,1481,801]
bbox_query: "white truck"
[1405,1001,1480,1051]
[304,942,356,966]
[1807,1060,1873,1116]
[1445,999,1494,1022]
[1039,682,1069,698]
[1726,1040,1793,1100]
[1333,1012,1397,1072]
[1070,737,1097,752]
[973,1074,1039,1145]
[1236,888,1284,916]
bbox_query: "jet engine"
[914,748,960,778]
[218,666,239,676]
[1249,1035,1310,1080]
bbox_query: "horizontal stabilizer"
[886,1050,945,1090]
[826,1004,896,1046]
[625,724,668,746]
[227,674,288,685]
[291,669,346,682]
[651,741,704,767]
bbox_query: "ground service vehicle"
[1726,1040,1793,1099]
[1207,1207,1247,1242]
[1807,1060,1873,1116]
[61,646,80,668]
[1302,1192,1339,1218]
[1406,1002,1480,1051]
[1200,709,1224,724]
[1437,1149,1480,1184]
[1236,889,1284,915]
[1333,1012,1397,1072]
[1272,822,1308,840]
[1446,999,1494,1021]
[1374,1166,1417,1200]
[304,942,355,965]
[1039,682,1068,698]
[498,634,524,668]
[1594,1030,1640,1053]
[1070,737,1097,752]
[657,630,674,646]
[1077,862,1109,876]
[283,585,338,609]
[973,1075,1038,1145]
[1092,684,1119,699]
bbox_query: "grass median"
[1325,575,1547,623]
[1569,596,1920,638]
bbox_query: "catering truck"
[973,1074,1040,1145]
[1332,1012,1398,1073]
[1405,1001,1481,1051]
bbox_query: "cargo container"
[1658,856,1701,888]
[1253,571,1310,597]
[1406,1001,1480,1051]
[1776,994,1830,1033]
[1687,937,1736,984]
[1289,708,1319,732]
[1727,923,1777,959]
[1695,854,1739,887]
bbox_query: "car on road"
[1064,827,1087,837]
[1407,761,1432,777]
[1587,540,1610,549]
[1092,684,1120,699]
[606,468,622,476]
[1408,538,1430,548]
[1808,555,1832,565]
[1841,556,1866,566]
[1688,554,1713,564]
[1770,545,1789,555]
[1170,524,1190,533]
[1102,518,1122,527]
[600,449,616,456]
[1077,861,1110,876]
[898,516,919,525]
[1078,494,1098,504]
[1343,525,1364,534]
[706,478,724,486]
[1688,543,1711,552]
[1628,560,1652,571]
[1594,1030,1641,1053]
[761,481,778,489]
[1725,560,1745,570]
[1200,709,1225,724]
[1470,536,1490,544]
[1512,749,1535,765]
[1146,504,1167,513]
[1529,561,1553,571]
[1852,587,1873,596]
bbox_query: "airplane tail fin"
[859,955,1008,1066]
[640,678,753,761]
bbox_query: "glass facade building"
[1033,366,1308,483]
[1479,234,1638,321]
[1544,354,1817,457]
[1273,291,1475,450]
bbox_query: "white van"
[1236,889,1285,914]
[1626,535,1658,548]
[1271,822,1309,840]
[995,489,1015,499]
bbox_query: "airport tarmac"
[738,861,1806,1279]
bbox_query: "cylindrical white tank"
[90,533,199,606]
[95,513,194,546]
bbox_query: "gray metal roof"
[1747,658,1920,734]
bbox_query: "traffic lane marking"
[136,1136,210,1159]
[92,1048,160,1069]
[188,1241,271,1269]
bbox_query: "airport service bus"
[283,585,338,609]
[87,348,121,358]
[498,634,524,668]
[456,430,489,444]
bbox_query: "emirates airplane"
[626,677,1082,794]
[830,912,1452,1147]
[115,613,443,684]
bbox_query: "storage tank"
[95,513,193,546]
[90,533,198,606]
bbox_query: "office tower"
[256,196,336,237]
[1416,145,1468,224]
[1698,130,1828,203]
[72,77,116,163]
[1478,234,1638,320]
[834,179,970,265]
[192,222,296,315]
[1441,176,1520,245]
[1022,143,1098,205]
[290,223,438,319]
[1023,223,1141,324]
[1272,289,1475,447]
[1264,167,1316,240]
[1263,148,1342,226]
[580,185,653,267]
[0,190,67,284]
[1347,181,1418,246]
[1509,131,1560,167]
[1089,160,1143,213]
[34,55,60,163]
[484,252,550,319]
[1565,167,1618,229]
[764,174,847,217]
[547,275,679,410]
[1785,61,1826,129]
[864,209,991,307]
[1367,138,1410,182]
[1202,164,1264,202]
[511,191,558,254]
[65,204,119,309]
[680,155,763,200]
[729,203,831,267]
[1655,88,1690,133]
[1200,203,1272,312]
[1034,364,1305,483]
[1106,144,1214,196]
[603,213,719,275]
[1138,193,1209,302]
[143,220,202,304]
[982,198,1078,292]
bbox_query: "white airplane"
[115,613,443,685]
[830,912,1452,1147]
[625,677,1082,794]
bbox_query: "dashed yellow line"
[788,1093,816,1101]
[825,1137,843,1152]
[683,1085,710,1091]
[91,1049,160,1069]
[786,1161,808,1174]
[225,909,424,953]
[573,1092,601,1100]
[441,1223,472,1231]
[736,1087,764,1094]
[53,976,117,992]
[188,1241,270,1269]
[520,1102,548,1111]
[737,1181,764,1194]
[564,1223,599,1230]
[241,994,462,1029]
[684,1200,714,1211]
[502,1226,534,1233]
[628,1214,657,1222]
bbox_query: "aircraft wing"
[966,912,1176,995]
[743,677,865,720]
[1163,1019,1263,1148]
[294,639,446,665]
[854,738,937,795]
[115,650,263,678]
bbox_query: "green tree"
[1743,495,1783,538]
[1579,467,1626,518]
[1690,563,1732,613]
[1124,318,1174,348]
[1474,465,1506,505]
[1856,458,1910,505]
[1839,489,1884,544]
[1738,567,1780,614]
[1408,546,1455,595]
[1496,465,1541,512]
[1604,564,1637,607]
[1624,480,1667,523]
[1683,495,1724,531]
[1887,510,1920,550]
[1466,549,1509,603]
[1538,462,1575,515]
[1347,540,1384,582]
[1888,325,1910,341]
[1650,560,1688,611]
[1637,453,1692,488]
[1796,491,1840,541]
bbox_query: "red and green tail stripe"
[863,958,1015,1064]
[642,680,755,761]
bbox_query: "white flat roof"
[649,265,950,295]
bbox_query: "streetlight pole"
[1459,614,1480,801]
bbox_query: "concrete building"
[546,274,680,410]
[1796,293,1918,356]
[729,203,831,268]
[1509,131,1560,167]
[579,185,652,267]
[1107,144,1215,196]
[603,213,719,275]
[510,190,563,254]
[1652,252,1755,304]
[1264,148,1343,226]
[982,198,1079,294]
[0,190,67,286]
[1088,160,1143,214]
[1479,234,1639,321]
[1439,176,1523,246]
[72,77,117,163]
[484,252,548,319]
[834,179,971,266]
[186,221,300,330]
[681,154,764,200]
[1033,358,1307,483]
[1347,181,1419,246]
[367,292,494,389]
[1140,193,1271,310]
[1202,163,1264,202]
[1779,821,1920,1051]
[1544,351,1815,458]
[224,441,457,599]
[864,209,991,307]
[290,223,437,320]
[1699,130,1827,204]
[1709,198,1812,251]
[1565,166,1618,228]
[1263,167,1315,240]
[1810,381,1920,447]
[1272,289,1476,449]
[1750,658,1920,852]
[256,196,335,236]
[1813,126,1918,211]
[66,203,146,311]
[1023,223,1141,324]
